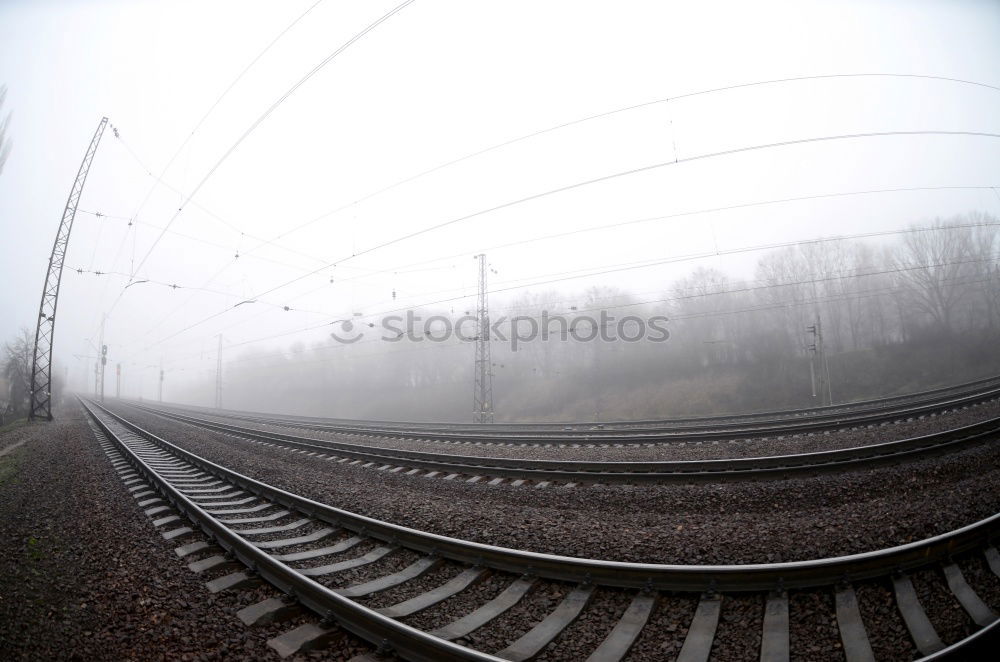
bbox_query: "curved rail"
[82,398,1000,661]
[127,401,1000,485]
[169,373,1000,433]
[155,380,1000,445]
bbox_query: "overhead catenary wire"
[115,197,1000,364]
[251,131,1000,301]
[68,267,328,316]
[106,71,1000,339]
[125,0,418,285]
[240,72,1000,258]
[95,1,418,361]
[90,184,1000,316]
[110,132,333,267]
[97,68,1000,353]
[76,207,368,276]
[108,1,329,261]
[138,130,1000,350]
[161,270,999,374]
[112,71,1000,365]
[153,249,1000,370]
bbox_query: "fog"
[1,1,999,421]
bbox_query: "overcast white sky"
[1,0,999,399]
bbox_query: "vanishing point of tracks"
[82,398,999,661]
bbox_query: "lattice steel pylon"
[473,254,494,423]
[29,117,108,421]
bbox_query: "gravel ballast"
[107,401,1000,566]
[5,401,998,661]
[153,397,1000,462]
[0,407,370,661]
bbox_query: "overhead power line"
[99,71,1000,349]
[99,0,417,349]
[88,0,331,338]
[153,246,1000,370]
[113,1,328,258]
[126,0,418,286]
[118,191,999,362]
[241,72,1000,257]
[162,271,998,374]
[174,129,1000,343]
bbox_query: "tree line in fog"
[208,212,1000,421]
[4,212,998,423]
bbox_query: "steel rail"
[155,382,1000,444]
[84,398,1000,594]
[170,373,1000,432]
[82,398,503,662]
[127,401,1000,484]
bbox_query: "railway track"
[166,374,1000,438]
[83,398,1000,660]
[151,381,1000,447]
[121,401,1000,486]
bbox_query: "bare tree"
[893,220,981,333]
[3,328,33,422]
[0,84,11,176]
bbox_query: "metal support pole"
[116,363,121,399]
[818,315,834,405]
[809,357,817,399]
[472,254,494,424]
[215,334,223,409]
[98,314,107,403]
[806,322,818,400]
[29,117,108,420]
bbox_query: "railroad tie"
[985,547,1000,579]
[297,545,395,577]
[253,526,338,550]
[494,583,595,661]
[585,591,658,662]
[335,555,443,598]
[271,535,362,562]
[268,623,335,659]
[834,585,875,662]
[232,518,311,536]
[430,576,537,641]
[892,574,945,655]
[676,594,722,662]
[237,597,302,627]
[215,509,291,525]
[760,592,789,662]
[377,566,488,619]
[942,563,998,627]
[205,571,260,594]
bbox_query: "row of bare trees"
[205,213,999,421]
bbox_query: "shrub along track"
[82,398,1000,661]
